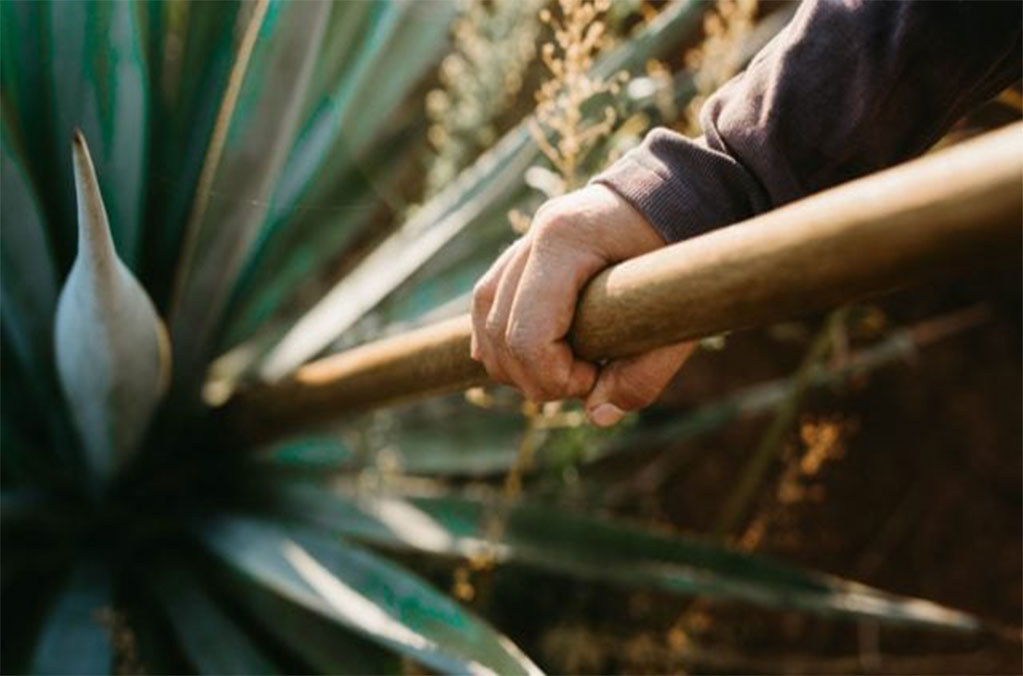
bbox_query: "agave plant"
[1,1,985,674]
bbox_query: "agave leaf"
[257,0,707,379]
[223,1,455,351]
[0,1,47,169]
[54,132,170,484]
[249,414,523,478]
[268,483,981,632]
[31,557,113,676]
[198,515,542,675]
[341,205,522,348]
[43,0,148,269]
[169,0,330,394]
[151,563,278,675]
[377,402,527,477]
[250,434,357,471]
[221,148,403,352]
[264,0,408,226]
[259,125,536,382]
[0,118,58,381]
[140,0,242,308]
[215,559,399,674]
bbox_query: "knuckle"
[504,326,536,363]
[471,281,494,314]
[507,332,572,401]
[534,212,567,241]
[484,315,507,346]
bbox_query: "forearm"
[594,0,1022,242]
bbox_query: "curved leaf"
[223,1,456,352]
[45,0,149,268]
[169,0,330,393]
[214,558,398,675]
[198,515,542,675]
[0,118,58,381]
[151,563,277,675]
[269,483,981,632]
[31,558,113,676]
[140,0,242,308]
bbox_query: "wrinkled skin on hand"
[470,184,696,427]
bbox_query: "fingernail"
[589,403,625,427]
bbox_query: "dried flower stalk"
[528,0,626,191]
[425,0,547,196]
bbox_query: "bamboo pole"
[226,123,1022,440]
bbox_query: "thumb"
[585,342,697,427]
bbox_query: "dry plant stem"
[227,123,1023,443]
[530,0,618,190]
[712,308,846,539]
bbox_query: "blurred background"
[1,0,1020,674]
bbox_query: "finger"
[482,242,532,389]
[471,239,522,362]
[503,227,604,400]
[585,341,697,427]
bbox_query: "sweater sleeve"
[593,0,1022,243]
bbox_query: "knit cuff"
[590,128,764,243]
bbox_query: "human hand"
[470,184,696,427]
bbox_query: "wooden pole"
[226,123,1022,440]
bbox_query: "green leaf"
[151,563,278,675]
[44,0,149,268]
[377,400,527,477]
[250,434,356,471]
[1,1,65,268]
[0,118,58,382]
[169,0,331,394]
[215,560,398,675]
[223,1,456,353]
[31,558,114,676]
[270,484,981,632]
[342,206,522,347]
[198,515,542,675]
[140,0,242,309]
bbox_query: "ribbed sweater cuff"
[590,128,763,243]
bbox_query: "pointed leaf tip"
[55,132,172,483]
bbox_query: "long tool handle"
[228,123,1023,440]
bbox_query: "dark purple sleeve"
[593,0,1022,242]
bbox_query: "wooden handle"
[226,123,1023,441]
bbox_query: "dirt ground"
[468,265,1021,674]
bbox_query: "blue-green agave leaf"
[0,118,58,380]
[269,483,981,632]
[54,132,170,485]
[198,515,542,675]
[151,563,278,675]
[265,1,408,228]
[224,1,455,353]
[340,205,523,349]
[45,0,148,268]
[169,0,330,393]
[31,558,113,676]
[140,0,242,308]
[215,558,399,675]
